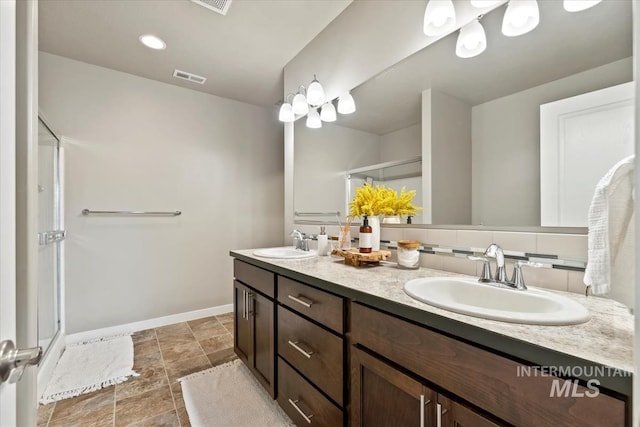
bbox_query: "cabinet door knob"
[287,340,314,358]
[287,294,314,308]
[419,394,432,427]
[288,398,314,424]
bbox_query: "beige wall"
[472,57,633,226]
[294,121,380,219]
[423,89,472,225]
[39,52,284,334]
[380,123,421,162]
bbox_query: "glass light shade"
[456,20,486,58]
[423,0,456,37]
[502,0,539,37]
[470,0,501,7]
[563,0,602,12]
[320,103,337,122]
[292,93,309,115]
[337,92,356,114]
[307,79,325,106]
[278,103,294,122]
[306,108,322,129]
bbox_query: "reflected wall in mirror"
[293,0,633,227]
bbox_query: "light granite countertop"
[231,248,634,393]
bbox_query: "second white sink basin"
[253,246,317,260]
[404,277,590,325]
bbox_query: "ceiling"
[38,0,351,107]
[336,0,633,135]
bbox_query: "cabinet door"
[437,395,500,427]
[233,280,251,364]
[351,346,436,427]
[251,290,275,397]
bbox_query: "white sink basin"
[253,247,317,260]
[404,277,590,325]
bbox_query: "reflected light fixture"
[456,18,486,58]
[423,0,457,37]
[306,75,325,106]
[139,34,166,50]
[320,103,337,122]
[306,108,322,129]
[337,92,356,115]
[563,0,602,12]
[502,0,539,37]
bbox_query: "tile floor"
[37,312,236,427]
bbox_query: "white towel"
[584,154,635,310]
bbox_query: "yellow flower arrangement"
[349,184,422,218]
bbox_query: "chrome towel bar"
[294,211,340,217]
[82,209,181,216]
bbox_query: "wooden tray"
[331,249,391,267]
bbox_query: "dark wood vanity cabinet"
[276,276,345,426]
[231,255,629,427]
[351,346,500,427]
[350,302,627,427]
[233,260,275,398]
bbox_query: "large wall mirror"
[293,0,633,229]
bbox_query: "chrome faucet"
[289,229,310,251]
[484,243,507,284]
[468,244,543,291]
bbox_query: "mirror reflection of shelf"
[346,157,423,224]
[347,157,422,182]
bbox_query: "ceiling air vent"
[173,69,207,85]
[190,0,232,16]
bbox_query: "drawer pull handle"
[436,403,447,427]
[419,395,432,427]
[288,398,314,424]
[288,294,314,308]
[287,340,314,358]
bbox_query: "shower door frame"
[36,115,66,400]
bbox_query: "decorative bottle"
[359,216,372,253]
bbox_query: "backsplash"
[293,225,588,295]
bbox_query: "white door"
[540,82,635,227]
[0,0,18,425]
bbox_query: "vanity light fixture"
[278,94,295,123]
[456,17,487,58]
[501,0,539,37]
[139,34,166,50]
[423,0,457,37]
[279,76,355,126]
[306,108,322,129]
[563,0,602,12]
[291,86,309,116]
[320,102,337,122]
[306,75,325,107]
[337,92,356,115]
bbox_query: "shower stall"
[37,116,65,395]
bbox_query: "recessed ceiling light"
[139,34,166,50]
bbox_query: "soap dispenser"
[317,226,329,256]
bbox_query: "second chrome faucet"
[469,243,542,290]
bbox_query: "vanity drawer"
[277,357,343,427]
[350,302,626,427]
[278,305,343,405]
[233,259,274,298]
[277,276,343,333]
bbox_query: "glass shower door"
[37,117,63,355]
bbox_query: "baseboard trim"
[66,304,234,345]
